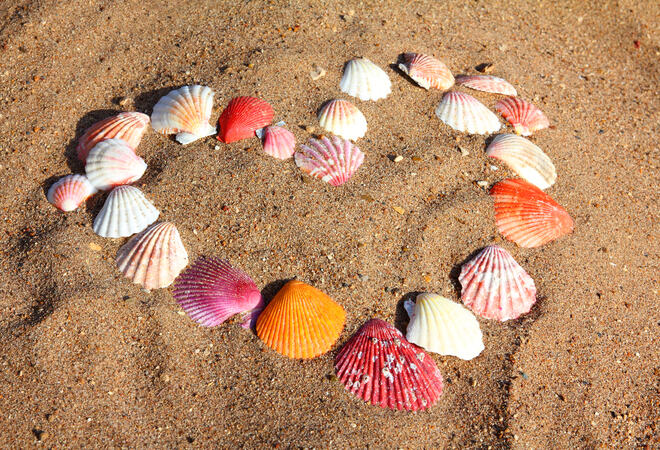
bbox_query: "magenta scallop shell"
[256,124,296,159]
[455,75,517,96]
[294,136,364,186]
[76,112,150,164]
[173,257,264,329]
[459,245,537,321]
[495,97,549,136]
[47,174,97,212]
[335,319,444,411]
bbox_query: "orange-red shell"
[495,97,549,136]
[76,112,150,164]
[217,96,274,143]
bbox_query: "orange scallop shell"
[256,280,346,359]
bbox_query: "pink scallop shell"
[495,97,549,136]
[76,112,150,164]
[85,138,147,191]
[257,125,296,159]
[294,136,364,186]
[335,319,444,411]
[398,53,454,91]
[455,75,517,96]
[47,174,97,212]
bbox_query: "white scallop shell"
[151,85,216,145]
[404,293,484,360]
[317,99,367,140]
[435,91,501,135]
[340,58,392,101]
[486,134,556,190]
[85,138,147,190]
[93,185,159,238]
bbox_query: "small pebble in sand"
[88,242,102,251]
[304,125,315,133]
[310,65,326,81]
[393,155,404,162]
[476,180,489,188]
[458,146,469,156]
[118,96,132,107]
[392,206,405,215]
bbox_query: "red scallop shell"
[490,178,573,248]
[494,97,549,136]
[335,319,444,411]
[217,96,274,144]
[76,112,150,164]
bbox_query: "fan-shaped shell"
[76,112,150,164]
[217,96,274,144]
[490,178,573,248]
[85,138,147,190]
[455,75,517,96]
[173,257,264,328]
[116,222,188,290]
[435,91,501,135]
[398,53,454,90]
[151,85,216,145]
[335,319,444,411]
[404,293,484,360]
[294,136,364,186]
[317,99,367,141]
[93,185,159,238]
[47,174,97,212]
[340,58,392,101]
[256,280,346,359]
[459,245,537,321]
[495,97,549,136]
[486,134,556,190]
[256,124,296,159]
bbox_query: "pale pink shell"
[47,174,97,212]
[317,99,367,141]
[294,136,364,186]
[455,75,517,96]
[85,138,147,191]
[398,53,454,90]
[76,112,150,164]
[495,97,549,136]
[257,125,296,159]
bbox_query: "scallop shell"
[116,222,189,290]
[398,53,454,90]
[47,174,97,212]
[173,257,264,329]
[85,138,147,190]
[256,280,346,359]
[486,134,556,190]
[435,91,501,135]
[256,124,296,159]
[76,112,150,164]
[335,319,444,411]
[93,185,159,238]
[151,85,216,145]
[455,75,517,96]
[340,58,392,101]
[217,96,274,144]
[459,245,537,321]
[317,99,367,141]
[490,178,574,248]
[495,97,549,136]
[294,136,364,186]
[404,293,484,360]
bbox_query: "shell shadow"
[260,278,295,307]
[483,134,501,151]
[133,86,181,115]
[42,174,63,198]
[393,291,421,334]
[390,56,420,88]
[315,99,337,117]
[65,109,122,173]
[448,247,486,298]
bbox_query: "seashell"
[76,112,150,164]
[256,280,346,359]
[335,319,444,411]
[459,245,537,321]
[455,75,517,96]
[173,257,264,328]
[435,91,501,135]
[255,124,296,159]
[116,222,189,290]
[398,53,454,90]
[317,99,367,141]
[47,174,97,212]
[217,96,274,143]
[294,136,364,186]
[404,293,484,360]
[490,178,573,248]
[151,85,216,145]
[495,97,549,136]
[340,57,392,101]
[93,185,159,238]
[486,134,556,190]
[85,138,147,191]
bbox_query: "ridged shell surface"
[340,58,392,101]
[256,280,346,359]
[459,245,537,321]
[47,174,97,212]
[85,138,147,190]
[93,185,159,238]
[116,222,188,290]
[217,96,274,143]
[257,125,296,159]
[294,136,364,186]
[398,53,454,90]
[455,75,517,96]
[76,112,150,164]
[151,85,216,145]
[335,319,444,411]
[495,97,549,136]
[486,134,556,190]
[173,257,264,328]
[404,293,484,360]
[435,91,501,135]
[317,99,367,140]
[490,178,573,248]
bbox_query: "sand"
[0,0,658,447]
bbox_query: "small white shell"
[317,99,367,141]
[93,185,159,238]
[85,138,147,190]
[486,134,556,190]
[151,85,217,145]
[340,58,392,101]
[435,91,501,135]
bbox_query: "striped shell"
[294,136,365,186]
[256,280,346,359]
[47,174,97,212]
[76,112,150,164]
[256,124,296,159]
[495,97,549,136]
[486,134,556,190]
[93,185,159,238]
[151,85,217,145]
[217,96,274,144]
[435,91,501,135]
[85,138,147,191]
[455,75,517,96]
[398,53,454,90]
[317,99,367,140]
[340,58,392,101]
